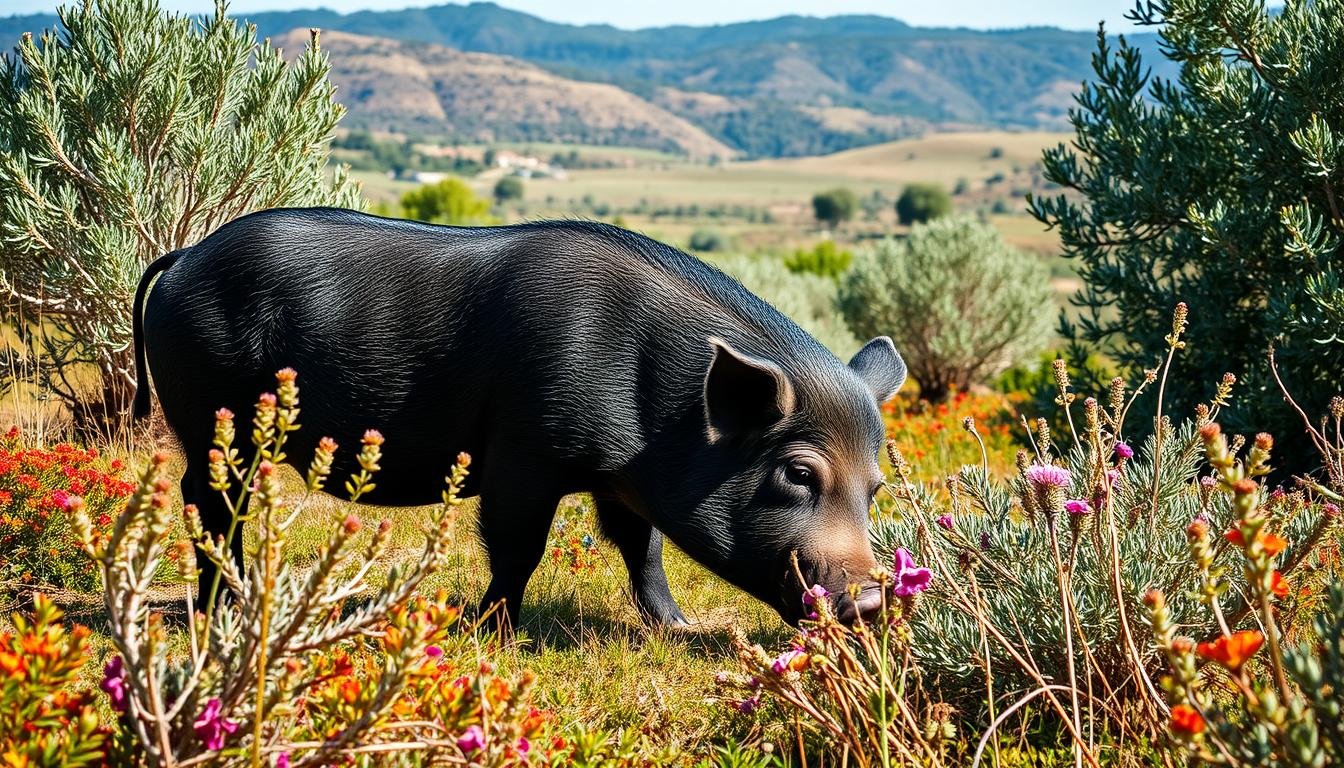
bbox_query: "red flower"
[1170,704,1205,736]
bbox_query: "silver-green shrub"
[714,254,860,359]
[0,0,360,434]
[837,217,1052,400]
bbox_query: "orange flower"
[1271,571,1289,599]
[1261,533,1288,556]
[1170,704,1205,736]
[1225,526,1289,557]
[1196,630,1264,671]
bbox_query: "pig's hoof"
[641,603,692,629]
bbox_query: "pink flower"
[801,583,829,619]
[425,645,443,658]
[1024,464,1072,490]
[457,725,485,754]
[936,514,953,530]
[193,698,240,751]
[100,656,127,713]
[516,737,531,754]
[1106,469,1122,487]
[1064,499,1092,515]
[772,649,805,674]
[892,548,932,597]
[275,754,290,768]
[1326,503,1340,517]
[736,695,761,714]
[1113,442,1134,459]
[801,584,829,608]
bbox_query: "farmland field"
[349,130,1070,257]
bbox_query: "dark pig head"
[666,335,906,626]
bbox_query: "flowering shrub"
[1146,387,1344,766]
[81,370,558,766]
[720,554,953,767]
[0,425,134,589]
[0,594,108,765]
[859,306,1342,763]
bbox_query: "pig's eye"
[784,462,816,488]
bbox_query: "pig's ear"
[848,337,906,403]
[704,337,795,442]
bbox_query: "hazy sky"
[4,0,1144,32]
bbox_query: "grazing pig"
[132,208,906,628]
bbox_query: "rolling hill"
[2,4,1176,157]
[270,29,734,157]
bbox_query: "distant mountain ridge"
[1,4,1171,157]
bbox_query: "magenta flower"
[100,656,127,713]
[193,698,240,751]
[457,725,485,754]
[1064,499,1091,515]
[736,694,761,714]
[771,649,805,675]
[801,584,829,608]
[801,583,829,619]
[274,754,290,768]
[1326,503,1340,517]
[425,645,443,658]
[1106,469,1122,487]
[936,514,953,530]
[516,737,531,755]
[892,548,932,597]
[1024,464,1072,490]
[1114,441,1134,459]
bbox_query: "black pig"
[132,208,906,628]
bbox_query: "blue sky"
[4,0,1144,32]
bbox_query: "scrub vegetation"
[3,0,1344,765]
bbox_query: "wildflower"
[516,737,531,755]
[892,548,932,597]
[801,584,829,618]
[100,655,127,713]
[736,695,761,714]
[1196,630,1264,671]
[935,514,953,530]
[425,645,443,658]
[193,698,241,751]
[1064,499,1091,515]
[1024,464,1071,490]
[771,649,808,674]
[1113,441,1134,459]
[1271,571,1289,599]
[275,754,290,768]
[457,724,485,754]
[1225,527,1288,556]
[1170,704,1205,736]
[1327,503,1341,517]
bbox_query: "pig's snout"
[834,582,885,625]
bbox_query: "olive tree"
[0,0,360,436]
[1030,0,1344,469]
[837,217,1053,400]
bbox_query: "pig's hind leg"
[595,497,690,628]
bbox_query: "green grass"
[40,452,792,757]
